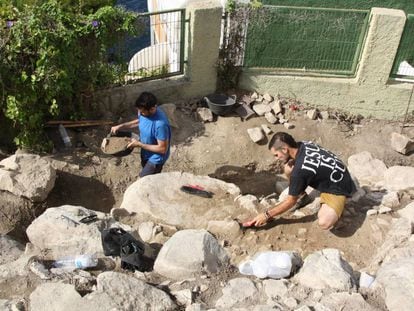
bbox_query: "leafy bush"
[0,0,140,151]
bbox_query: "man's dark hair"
[135,92,157,110]
[268,132,298,150]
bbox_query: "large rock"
[263,279,288,300]
[0,235,24,265]
[0,253,34,298]
[154,229,229,279]
[384,166,414,191]
[0,300,24,311]
[373,257,414,311]
[398,201,414,225]
[0,154,56,202]
[30,283,93,311]
[368,217,412,273]
[120,172,242,229]
[30,272,177,311]
[0,191,34,234]
[90,272,176,310]
[319,292,375,311]
[26,205,129,257]
[294,249,355,291]
[347,152,387,187]
[215,277,259,309]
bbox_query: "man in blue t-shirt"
[110,92,171,177]
[244,132,356,230]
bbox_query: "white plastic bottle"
[239,251,292,279]
[58,124,72,148]
[53,254,98,270]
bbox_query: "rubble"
[261,124,272,135]
[247,127,265,143]
[263,93,273,102]
[306,109,318,120]
[390,132,414,155]
[284,122,294,129]
[252,103,272,116]
[271,100,283,115]
[215,277,259,309]
[264,111,278,124]
[196,107,214,122]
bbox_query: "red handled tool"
[180,184,213,198]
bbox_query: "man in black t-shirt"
[244,132,356,230]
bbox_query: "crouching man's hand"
[242,211,271,228]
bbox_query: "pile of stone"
[244,91,331,144]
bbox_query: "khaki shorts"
[320,193,346,218]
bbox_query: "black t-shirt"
[289,141,356,197]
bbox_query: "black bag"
[101,227,157,272]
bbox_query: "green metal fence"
[119,9,186,82]
[390,14,414,80]
[243,6,370,76]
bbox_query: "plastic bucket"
[204,94,237,116]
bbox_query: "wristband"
[264,210,272,220]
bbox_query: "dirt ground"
[42,100,414,266]
[2,96,414,303]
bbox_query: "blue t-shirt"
[138,108,171,164]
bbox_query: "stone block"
[263,93,274,102]
[264,112,278,124]
[261,124,273,135]
[284,123,294,129]
[196,107,213,122]
[253,103,272,116]
[391,132,414,155]
[271,101,283,115]
[307,109,318,120]
[247,127,265,143]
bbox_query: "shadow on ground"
[209,164,279,197]
[46,171,115,213]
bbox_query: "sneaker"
[292,193,312,211]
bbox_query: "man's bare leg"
[317,204,339,230]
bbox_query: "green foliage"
[0,0,139,151]
[128,65,169,80]
[2,0,116,14]
[250,0,263,9]
[226,0,237,12]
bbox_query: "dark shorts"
[139,159,164,178]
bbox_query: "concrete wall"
[99,6,413,120]
[95,0,223,117]
[240,8,413,120]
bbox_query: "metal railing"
[390,14,414,81]
[243,6,370,76]
[119,9,186,82]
